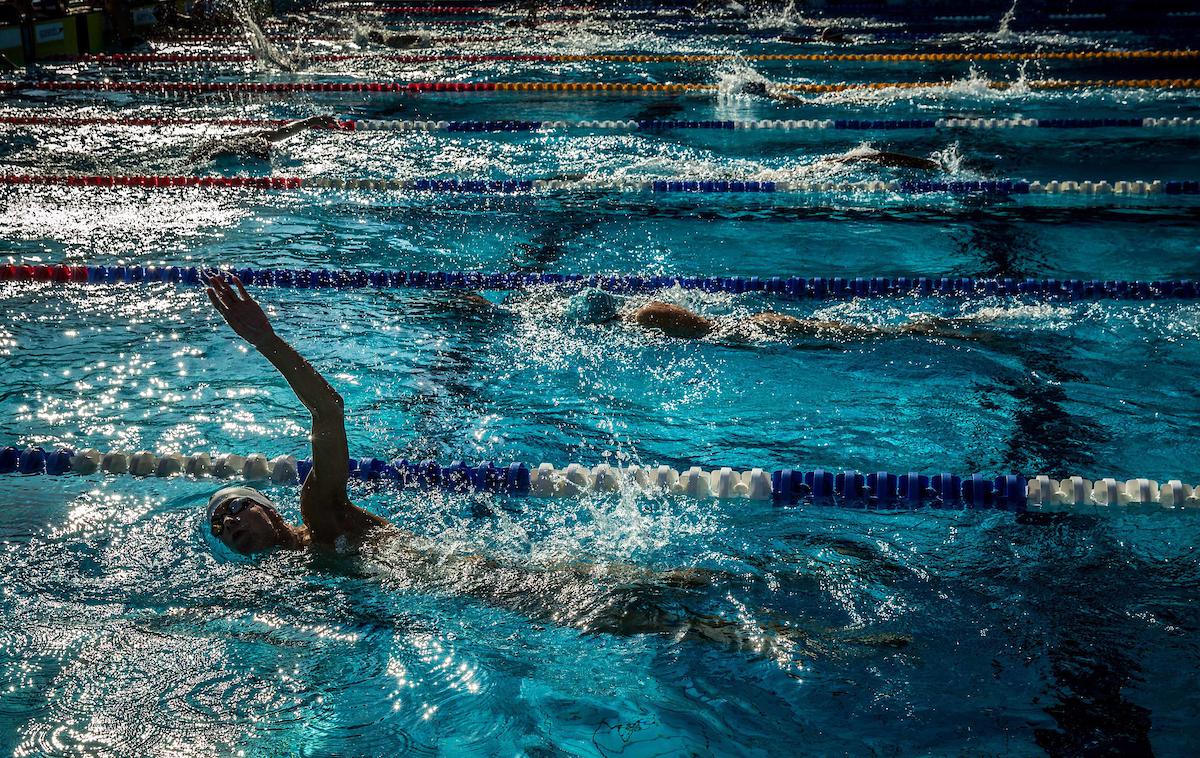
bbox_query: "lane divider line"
[5,445,1199,512]
[3,78,1197,97]
[7,264,1200,301]
[6,115,1194,132]
[2,175,1198,196]
[53,49,1200,64]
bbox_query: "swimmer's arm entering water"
[257,115,339,143]
[835,150,940,171]
[205,275,389,544]
[188,116,336,164]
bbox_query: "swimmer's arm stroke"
[205,274,388,538]
[258,115,338,143]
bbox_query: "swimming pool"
[3,3,1200,755]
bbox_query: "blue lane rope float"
[4,445,1199,513]
[3,174,1199,196]
[9,264,1200,301]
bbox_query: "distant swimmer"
[831,149,941,171]
[778,27,852,44]
[363,28,431,49]
[505,0,541,28]
[188,115,338,165]
[737,80,810,103]
[559,288,996,343]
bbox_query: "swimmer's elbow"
[327,391,345,414]
[312,391,345,421]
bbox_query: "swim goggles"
[209,497,256,537]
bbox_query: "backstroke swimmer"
[201,274,911,654]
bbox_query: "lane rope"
[2,174,1198,196]
[148,34,518,44]
[7,264,1200,302]
[4,445,1198,513]
[3,79,1197,97]
[6,115,1193,132]
[53,50,1200,64]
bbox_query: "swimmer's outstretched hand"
[205,274,276,348]
[301,115,340,129]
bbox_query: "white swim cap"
[206,486,277,527]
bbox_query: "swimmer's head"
[206,487,298,555]
[741,81,768,96]
[563,288,623,324]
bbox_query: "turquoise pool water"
[2,7,1200,756]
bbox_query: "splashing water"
[930,142,965,174]
[714,56,770,99]
[237,8,297,72]
[749,0,809,31]
[995,0,1019,40]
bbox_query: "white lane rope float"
[4,446,1200,513]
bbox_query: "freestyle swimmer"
[204,273,388,555]
[561,289,991,342]
[362,28,432,49]
[778,28,852,44]
[188,115,338,165]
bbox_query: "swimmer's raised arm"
[205,274,387,543]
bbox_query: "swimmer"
[563,288,994,342]
[364,28,431,49]
[778,27,852,44]
[832,149,941,171]
[738,80,808,103]
[629,300,982,341]
[204,273,389,555]
[505,0,541,29]
[187,115,338,166]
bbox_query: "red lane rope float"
[2,79,1198,96]
[0,175,305,188]
[0,116,356,129]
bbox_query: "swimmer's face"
[210,498,283,555]
[743,81,768,96]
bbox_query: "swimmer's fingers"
[206,274,236,305]
[232,275,253,303]
[210,273,245,304]
[205,285,227,313]
[202,272,229,308]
